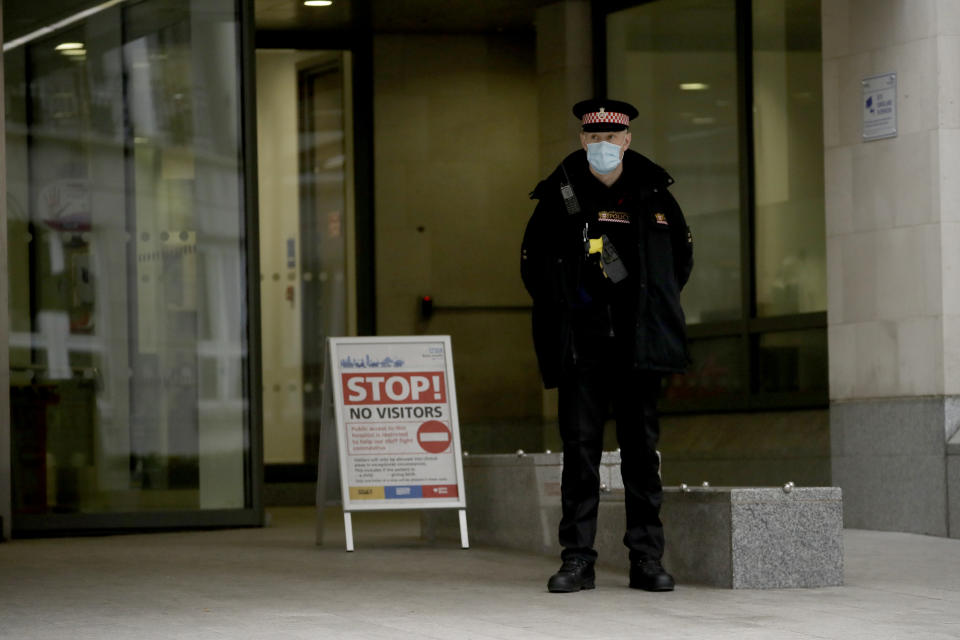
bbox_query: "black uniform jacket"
[521,149,693,389]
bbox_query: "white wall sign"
[316,336,468,551]
[862,73,897,141]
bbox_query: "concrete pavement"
[0,506,958,639]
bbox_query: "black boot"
[547,557,596,593]
[629,558,674,591]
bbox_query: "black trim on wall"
[660,391,828,414]
[688,312,826,339]
[265,463,316,484]
[13,510,264,537]
[350,1,376,336]
[240,0,265,521]
[735,0,758,394]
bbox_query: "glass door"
[5,0,261,533]
[256,50,353,492]
[299,57,352,470]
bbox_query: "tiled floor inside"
[1,506,959,639]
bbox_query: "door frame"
[1,0,12,541]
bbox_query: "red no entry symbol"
[417,420,451,454]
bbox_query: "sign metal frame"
[316,336,468,551]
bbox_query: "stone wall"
[822,0,960,535]
[373,32,543,447]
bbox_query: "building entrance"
[255,49,354,495]
[3,0,261,535]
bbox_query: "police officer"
[521,99,693,593]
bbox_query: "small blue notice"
[385,485,423,499]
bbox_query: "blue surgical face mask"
[586,141,623,174]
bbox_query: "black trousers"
[557,336,664,563]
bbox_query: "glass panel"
[663,337,744,401]
[8,13,129,516]
[756,330,827,394]
[299,57,351,464]
[256,50,352,467]
[6,0,250,518]
[753,0,826,316]
[124,0,247,510]
[607,0,741,323]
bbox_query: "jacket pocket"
[645,214,675,283]
[642,215,688,370]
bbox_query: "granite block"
[830,398,946,457]
[660,488,733,588]
[421,453,563,556]
[877,454,946,534]
[598,464,611,490]
[729,488,844,589]
[833,453,947,536]
[947,398,960,445]
[950,425,960,455]
[460,456,550,554]
[428,455,845,589]
[661,487,844,589]
[830,454,881,529]
[829,396,955,538]
[600,451,621,465]
[606,464,625,491]
[948,454,960,539]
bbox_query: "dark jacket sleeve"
[521,203,547,301]
[662,190,693,291]
[521,180,574,389]
[521,183,562,304]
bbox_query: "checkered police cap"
[573,99,639,132]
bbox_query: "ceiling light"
[680,83,710,91]
[56,42,85,51]
[61,49,87,56]
[304,0,333,6]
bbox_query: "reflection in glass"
[753,0,826,317]
[256,50,352,466]
[663,337,743,401]
[757,330,827,394]
[607,0,741,323]
[299,57,351,465]
[6,0,249,517]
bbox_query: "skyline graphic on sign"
[340,354,405,369]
